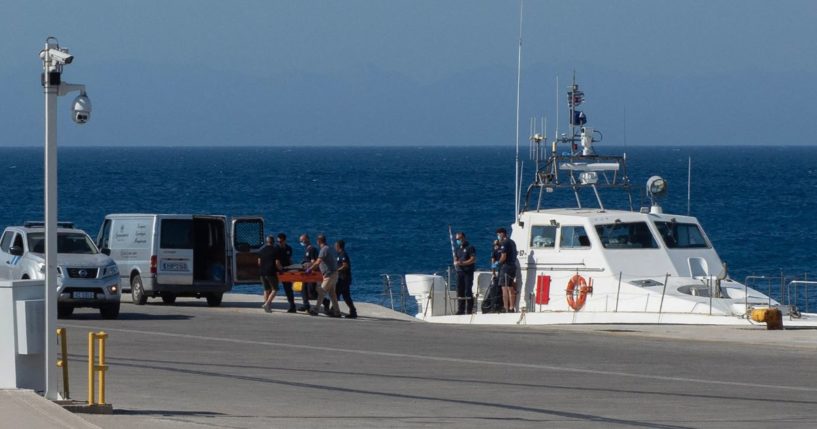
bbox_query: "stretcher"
[278,271,323,283]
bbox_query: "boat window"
[160,219,194,249]
[26,232,98,254]
[560,226,591,249]
[530,225,557,248]
[595,222,658,249]
[654,221,710,248]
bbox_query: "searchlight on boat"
[647,175,668,214]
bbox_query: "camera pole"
[39,37,90,400]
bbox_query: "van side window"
[530,225,557,248]
[0,232,12,252]
[98,219,112,249]
[560,226,591,249]
[160,219,194,249]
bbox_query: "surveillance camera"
[71,94,91,124]
[48,48,73,65]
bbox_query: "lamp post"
[39,36,91,400]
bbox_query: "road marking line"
[64,324,817,393]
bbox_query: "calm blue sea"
[1,146,816,308]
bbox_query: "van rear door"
[157,217,194,286]
[231,217,264,284]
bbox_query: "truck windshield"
[27,232,98,254]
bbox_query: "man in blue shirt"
[335,239,357,319]
[276,233,297,313]
[453,231,476,315]
[496,227,518,313]
[298,234,318,312]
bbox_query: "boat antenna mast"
[514,0,524,223]
[522,74,632,212]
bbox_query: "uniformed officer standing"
[335,239,357,319]
[276,233,297,313]
[298,234,319,312]
[454,231,476,315]
[496,227,518,313]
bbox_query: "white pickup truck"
[0,221,121,319]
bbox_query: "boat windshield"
[653,221,710,249]
[27,232,98,254]
[594,222,658,249]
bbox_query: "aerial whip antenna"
[514,0,524,222]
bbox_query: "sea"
[1,145,816,310]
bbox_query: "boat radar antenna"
[522,75,632,213]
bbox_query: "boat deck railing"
[380,273,411,314]
[744,274,817,318]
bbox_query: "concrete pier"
[14,293,817,428]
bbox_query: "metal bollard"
[56,328,69,399]
[87,331,109,405]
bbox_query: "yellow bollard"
[87,331,110,406]
[96,332,108,405]
[87,332,94,405]
[56,328,69,399]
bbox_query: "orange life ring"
[566,274,591,311]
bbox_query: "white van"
[96,214,264,306]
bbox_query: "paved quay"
[36,293,817,428]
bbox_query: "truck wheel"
[57,305,73,319]
[206,293,223,307]
[131,275,148,305]
[161,294,176,305]
[100,302,120,319]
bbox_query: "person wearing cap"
[496,227,519,312]
[258,235,283,312]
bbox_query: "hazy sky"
[1,0,815,146]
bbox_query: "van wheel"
[100,303,120,319]
[131,275,148,305]
[206,293,223,307]
[57,305,73,319]
[161,294,176,305]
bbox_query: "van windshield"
[161,219,193,249]
[27,232,98,254]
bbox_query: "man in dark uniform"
[454,232,476,315]
[276,233,297,313]
[496,227,518,313]
[298,234,318,312]
[334,239,357,319]
[258,235,283,312]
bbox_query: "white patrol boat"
[403,76,817,326]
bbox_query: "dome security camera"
[72,93,91,124]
